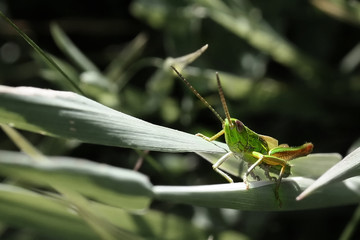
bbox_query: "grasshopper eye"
[235,120,244,132]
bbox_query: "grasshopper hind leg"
[274,165,286,203]
[262,164,277,182]
[248,163,261,181]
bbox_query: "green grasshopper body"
[171,66,313,200]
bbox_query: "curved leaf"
[297,147,360,200]
[50,23,100,73]
[0,85,226,153]
[0,150,152,209]
[0,184,205,239]
[1,150,356,211]
[0,10,83,94]
[198,152,342,180]
[154,176,360,211]
[0,184,99,239]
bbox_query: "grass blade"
[198,152,342,181]
[0,150,152,209]
[0,183,204,239]
[50,22,100,73]
[0,184,99,239]
[0,85,343,185]
[1,124,46,162]
[0,10,83,95]
[154,176,360,211]
[195,0,324,86]
[297,147,360,200]
[0,85,226,153]
[2,149,358,211]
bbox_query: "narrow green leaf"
[198,152,342,181]
[154,176,360,211]
[0,85,226,153]
[0,184,99,239]
[1,124,47,162]
[1,126,138,239]
[34,52,81,87]
[55,187,135,240]
[195,0,324,86]
[312,0,360,26]
[170,44,208,70]
[297,147,360,200]
[0,184,205,239]
[105,33,148,81]
[290,153,342,178]
[91,204,206,239]
[0,85,343,185]
[1,150,356,211]
[0,10,84,95]
[0,150,153,209]
[50,22,100,73]
[338,203,360,240]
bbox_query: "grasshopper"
[171,66,313,201]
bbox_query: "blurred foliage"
[0,0,360,239]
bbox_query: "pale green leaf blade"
[0,184,99,239]
[50,22,100,73]
[195,0,323,86]
[0,150,152,209]
[297,147,360,200]
[104,33,148,80]
[154,177,360,211]
[0,85,226,153]
[1,151,356,211]
[91,204,206,239]
[0,10,83,94]
[0,184,205,239]
[312,0,360,26]
[197,152,342,180]
[290,153,342,178]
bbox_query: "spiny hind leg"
[251,152,288,206]
[274,165,286,199]
[260,156,288,206]
[248,163,261,181]
[263,164,277,182]
[261,157,288,190]
[212,151,234,183]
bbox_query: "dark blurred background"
[1,0,360,239]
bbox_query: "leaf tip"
[296,189,310,201]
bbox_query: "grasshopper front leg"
[196,129,224,141]
[196,129,235,183]
[212,151,234,183]
[243,153,265,189]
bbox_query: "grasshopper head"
[224,118,269,155]
[223,118,248,153]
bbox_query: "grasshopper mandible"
[171,66,313,199]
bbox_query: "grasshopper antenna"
[216,72,234,128]
[171,66,224,124]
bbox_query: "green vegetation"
[0,1,360,239]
